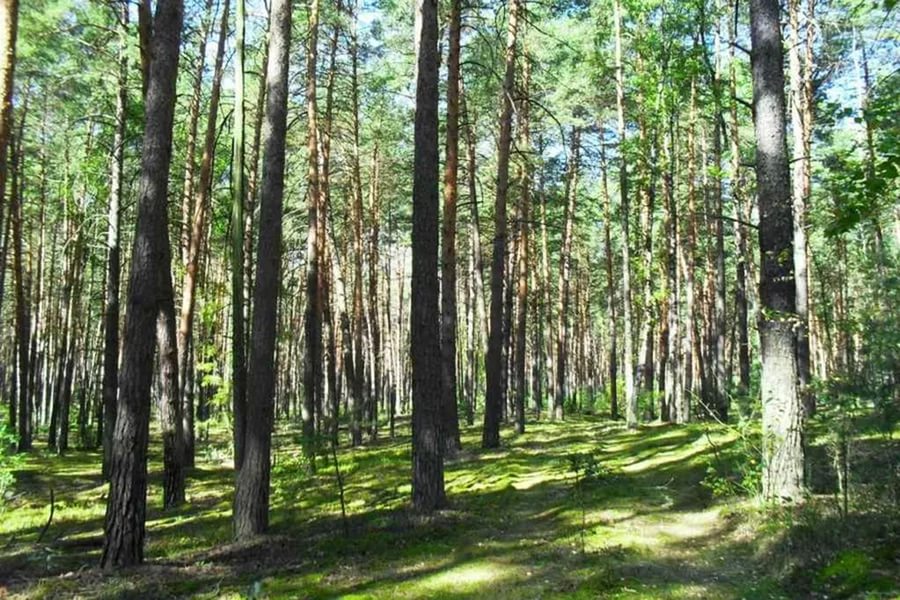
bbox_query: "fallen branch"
[37,487,55,544]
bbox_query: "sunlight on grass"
[416,560,511,591]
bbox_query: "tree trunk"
[233,0,290,537]
[229,0,247,471]
[729,7,751,399]
[482,0,519,449]
[600,143,618,420]
[440,0,462,454]
[663,119,678,423]
[11,130,30,451]
[101,0,184,568]
[615,0,636,429]
[348,2,369,444]
[788,0,813,416]
[178,0,213,266]
[177,0,229,469]
[750,0,804,503]
[103,0,128,478]
[411,0,446,511]
[554,128,580,421]
[303,0,324,460]
[513,55,531,435]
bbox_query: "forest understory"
[3,417,899,599]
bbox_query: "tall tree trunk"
[231,0,248,470]
[440,0,462,454]
[554,128,579,421]
[462,87,488,412]
[513,54,531,435]
[711,23,728,421]
[177,0,229,468]
[320,13,340,448]
[179,0,214,266]
[0,0,19,333]
[678,78,699,424]
[635,115,655,401]
[102,0,184,568]
[482,0,519,449]
[663,119,679,423]
[303,0,324,459]
[750,0,804,503]
[103,0,128,478]
[729,6,751,399]
[600,143,618,420]
[788,0,813,415]
[0,0,18,195]
[615,0,636,429]
[11,129,30,450]
[411,0,445,511]
[349,1,369,444]
[367,146,383,438]
[233,0,290,536]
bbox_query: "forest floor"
[2,416,899,599]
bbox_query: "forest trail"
[3,418,788,598]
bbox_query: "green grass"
[1,416,898,599]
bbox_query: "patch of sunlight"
[654,508,720,540]
[415,560,511,592]
[620,441,727,474]
[585,508,722,553]
[511,469,563,490]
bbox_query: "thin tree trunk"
[179,0,214,266]
[176,0,229,468]
[554,128,579,421]
[615,0,636,429]
[788,0,813,416]
[600,143,618,420]
[103,0,128,478]
[11,129,30,451]
[349,1,369,445]
[231,0,248,470]
[729,5,750,399]
[440,0,462,454]
[663,118,678,423]
[482,0,519,449]
[513,54,531,435]
[303,0,324,460]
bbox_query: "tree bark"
[513,55,531,435]
[615,0,637,429]
[102,0,128,478]
[303,0,324,459]
[233,0,290,537]
[176,0,229,468]
[600,143,618,420]
[440,0,462,454]
[178,0,214,266]
[750,0,804,503]
[231,0,248,470]
[482,0,519,449]
[554,128,579,421]
[101,0,184,568]
[411,0,445,511]
[10,128,30,451]
[788,0,813,415]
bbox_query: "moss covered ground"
[2,416,898,598]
